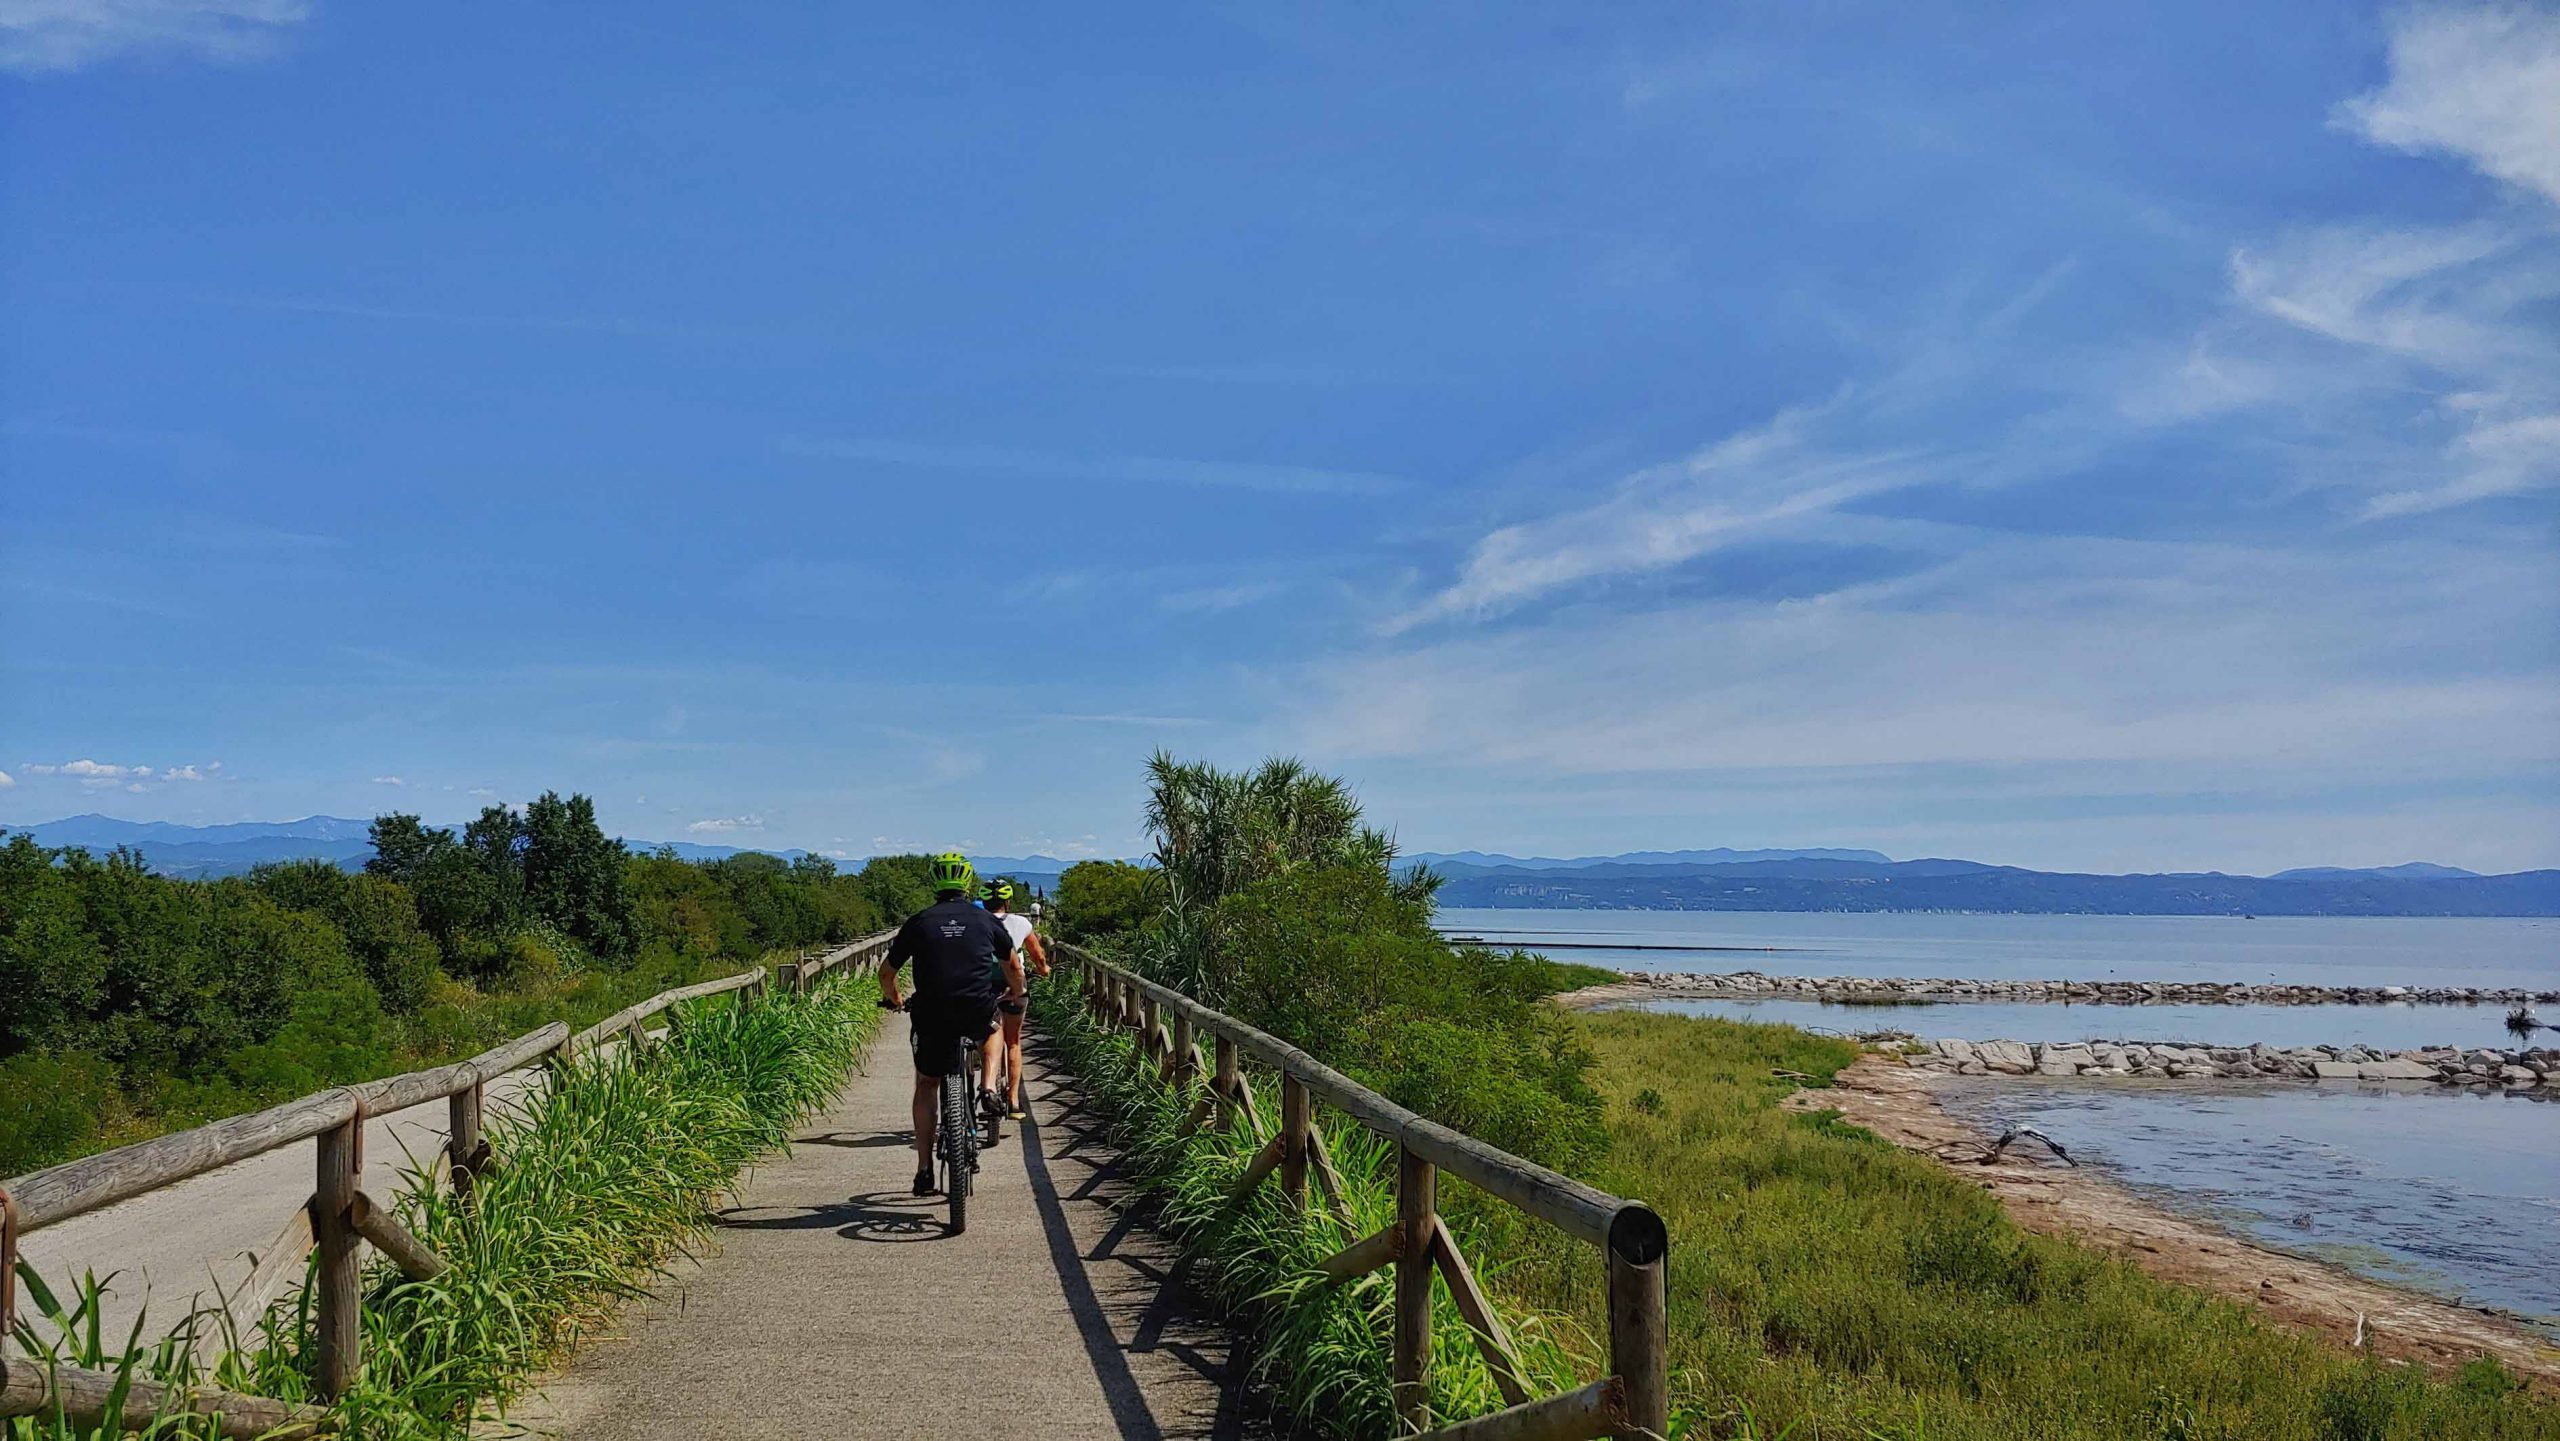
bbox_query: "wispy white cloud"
[1039,712,1212,727]
[781,437,1406,496]
[2133,10,2560,521]
[18,757,215,790]
[1,0,311,75]
[1391,401,1929,631]
[687,814,765,834]
[371,775,404,786]
[2336,4,2560,206]
[0,769,14,789]
[1157,580,1291,613]
[1300,533,2560,789]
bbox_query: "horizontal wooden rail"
[1059,945,1669,1439]
[2,930,893,1406]
[570,968,767,1053]
[0,1353,332,1439]
[1062,946,1662,1259]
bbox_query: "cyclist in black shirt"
[879,853,1023,1196]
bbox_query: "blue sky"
[3,3,2555,874]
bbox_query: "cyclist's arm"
[994,926,1026,1003]
[1023,930,1051,978]
[879,922,915,1008]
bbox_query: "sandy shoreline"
[1791,1056,2560,1388]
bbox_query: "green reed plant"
[1033,979,1587,1439]
[6,979,878,1440]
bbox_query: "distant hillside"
[1432,859,2560,917]
[0,815,1069,889]
[1409,846,1892,870]
[9,817,2537,912]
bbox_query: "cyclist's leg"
[911,1073,937,1180]
[908,1003,963,1192]
[978,1022,1004,1117]
[1000,1007,1028,1115]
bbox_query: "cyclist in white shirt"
[982,880,1049,1120]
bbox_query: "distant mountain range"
[0,814,1071,887]
[4,816,2544,914]
[1406,846,1893,869]
[1427,857,2553,917]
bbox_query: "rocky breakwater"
[1627,971,2560,1006]
[1905,1037,2560,1088]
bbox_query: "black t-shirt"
[887,897,1015,1006]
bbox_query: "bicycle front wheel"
[941,1069,972,1234]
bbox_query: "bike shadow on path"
[713,1192,944,1244]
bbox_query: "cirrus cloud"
[0,0,313,75]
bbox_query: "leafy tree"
[1055,859,1157,942]
[521,791,635,963]
[251,860,442,1011]
[858,853,938,921]
[0,834,108,1053]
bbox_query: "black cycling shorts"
[908,996,999,1078]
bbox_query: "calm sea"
[1438,908,2560,991]
[1442,908,2560,1329]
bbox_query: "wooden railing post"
[1280,1073,1310,1205]
[1214,1035,1240,1131]
[0,1183,19,1335]
[1141,996,1161,1061]
[1394,1143,1436,1431]
[1171,1012,1195,1087]
[313,1108,361,1399]
[448,1073,484,1202]
[1606,1209,1671,1441]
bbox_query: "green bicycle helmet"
[986,879,1015,905]
[928,852,976,897]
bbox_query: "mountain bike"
[941,1030,985,1233]
[884,997,1001,1235]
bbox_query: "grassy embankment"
[1486,1009,2559,1441]
[6,977,880,1440]
[1032,977,1589,1438]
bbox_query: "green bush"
[1055,858,1158,942]
[1205,865,1605,1172]
[0,1052,117,1174]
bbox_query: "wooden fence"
[0,931,895,1439]
[1060,944,1669,1441]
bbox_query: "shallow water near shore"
[1931,1078,2560,1331]
[1632,994,2523,1053]
[1439,908,2560,992]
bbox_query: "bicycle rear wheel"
[941,1068,972,1234]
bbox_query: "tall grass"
[1490,1010,2560,1441]
[6,980,879,1439]
[1033,979,1589,1438]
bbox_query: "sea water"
[1439,908,2560,1329]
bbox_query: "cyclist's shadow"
[715,1189,943,1244]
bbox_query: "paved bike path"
[497,1011,1260,1440]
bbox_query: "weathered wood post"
[313,1105,362,1399]
[0,1183,19,1334]
[1279,1073,1310,1205]
[448,1070,484,1202]
[1170,1012,1195,1087]
[1393,1144,1437,1431]
[1606,1207,1671,1441]
[1214,1035,1241,1131]
[1141,996,1161,1062]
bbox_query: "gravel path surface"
[496,1011,1263,1440]
[15,1067,549,1347]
